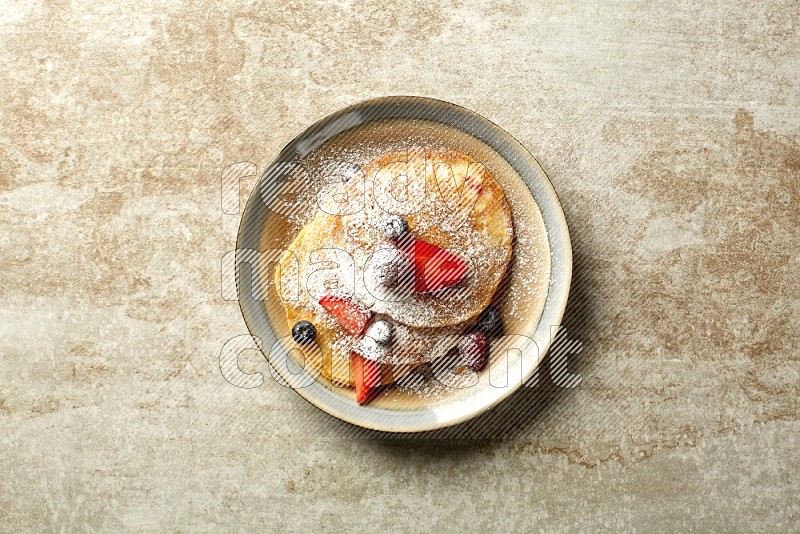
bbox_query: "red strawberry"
[352,351,381,404]
[400,237,466,292]
[318,295,372,335]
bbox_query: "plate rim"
[235,95,572,433]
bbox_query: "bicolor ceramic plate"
[236,96,571,432]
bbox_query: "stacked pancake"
[275,148,513,402]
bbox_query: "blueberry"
[380,214,408,240]
[291,320,317,344]
[475,306,503,337]
[366,319,393,345]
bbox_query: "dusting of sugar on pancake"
[275,146,514,385]
[281,149,513,328]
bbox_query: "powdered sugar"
[272,123,551,400]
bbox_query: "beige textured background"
[1,0,798,532]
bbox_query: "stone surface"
[1,0,798,531]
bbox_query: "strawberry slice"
[352,351,381,404]
[399,237,467,292]
[318,295,372,335]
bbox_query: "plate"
[236,96,571,432]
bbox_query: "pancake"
[275,148,514,387]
